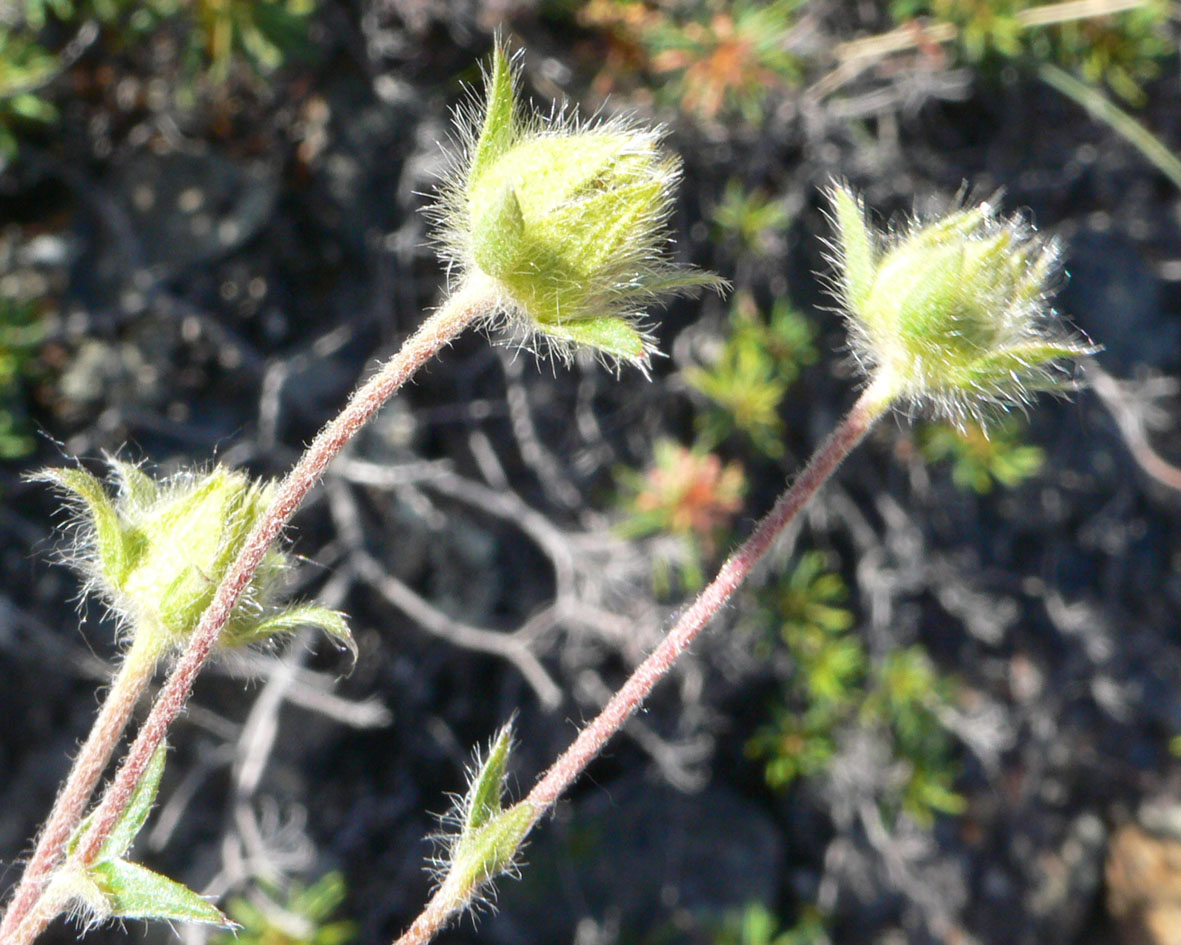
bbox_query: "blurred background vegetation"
[1,2,1180,945]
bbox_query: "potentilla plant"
[0,39,1095,945]
[0,39,716,945]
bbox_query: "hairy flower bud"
[38,460,353,657]
[430,42,722,369]
[828,184,1097,424]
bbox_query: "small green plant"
[617,439,746,591]
[749,698,844,789]
[0,0,321,160]
[889,0,1172,102]
[1038,1,1171,104]
[214,872,356,945]
[0,298,46,459]
[147,0,320,81]
[748,553,860,787]
[750,650,963,825]
[0,31,59,161]
[712,179,793,258]
[771,550,856,648]
[712,902,830,945]
[890,0,1024,61]
[920,416,1045,492]
[749,553,963,825]
[686,292,816,458]
[864,647,966,824]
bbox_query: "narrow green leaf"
[37,467,129,583]
[468,44,518,193]
[542,317,647,362]
[91,859,235,928]
[292,871,349,922]
[641,268,729,296]
[829,185,875,313]
[239,22,283,71]
[101,744,167,861]
[67,745,167,861]
[963,340,1099,389]
[243,604,356,661]
[464,725,513,835]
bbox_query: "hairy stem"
[0,635,160,945]
[0,280,494,945]
[392,376,895,945]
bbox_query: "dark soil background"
[3,3,1181,945]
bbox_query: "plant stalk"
[0,635,160,945]
[1037,62,1181,193]
[392,375,895,945]
[0,280,494,945]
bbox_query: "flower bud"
[431,42,722,369]
[38,460,353,657]
[828,184,1097,424]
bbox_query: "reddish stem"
[0,282,492,945]
[524,382,884,813]
[0,636,159,944]
[392,379,891,945]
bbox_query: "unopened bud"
[828,184,1097,424]
[38,460,353,657]
[431,42,723,369]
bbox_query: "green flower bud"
[37,460,353,658]
[431,42,723,369]
[827,183,1097,424]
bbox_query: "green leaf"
[465,725,513,835]
[8,93,57,123]
[24,0,76,29]
[829,185,875,313]
[101,743,167,860]
[641,268,729,296]
[451,802,534,896]
[435,727,534,911]
[0,127,17,162]
[67,744,167,862]
[242,603,356,660]
[542,316,647,362]
[38,467,130,583]
[468,44,518,194]
[238,21,283,72]
[292,870,349,922]
[961,340,1098,390]
[91,859,235,928]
